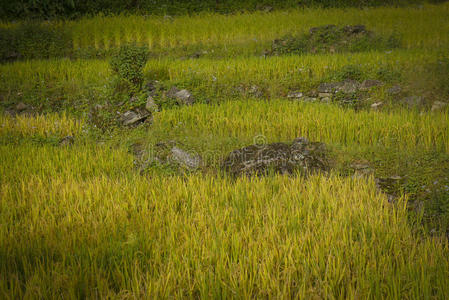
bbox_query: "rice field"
[1,3,449,299]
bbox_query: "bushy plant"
[110,44,149,88]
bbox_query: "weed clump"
[268,24,401,56]
[110,44,149,88]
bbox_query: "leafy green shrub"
[110,44,149,88]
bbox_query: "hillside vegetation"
[1,3,449,299]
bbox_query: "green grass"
[1,3,449,299]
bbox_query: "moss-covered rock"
[221,137,329,177]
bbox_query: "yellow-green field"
[1,3,449,299]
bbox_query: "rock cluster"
[287,79,383,106]
[120,84,195,126]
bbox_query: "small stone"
[59,136,74,146]
[15,102,28,112]
[121,109,150,126]
[371,102,384,110]
[190,52,201,59]
[263,5,273,12]
[318,93,332,98]
[431,101,447,112]
[337,80,361,94]
[308,90,318,97]
[351,162,371,170]
[129,96,139,104]
[387,85,402,95]
[360,79,384,91]
[145,96,158,112]
[174,89,195,105]
[352,164,374,179]
[317,82,342,93]
[343,25,367,35]
[287,91,303,99]
[321,97,331,103]
[94,104,103,110]
[122,111,140,126]
[292,137,309,145]
[303,97,318,102]
[166,86,180,98]
[249,85,264,98]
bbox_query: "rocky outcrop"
[221,137,329,177]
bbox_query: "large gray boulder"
[132,140,202,171]
[171,146,202,169]
[221,137,329,177]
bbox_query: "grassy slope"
[1,3,449,299]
